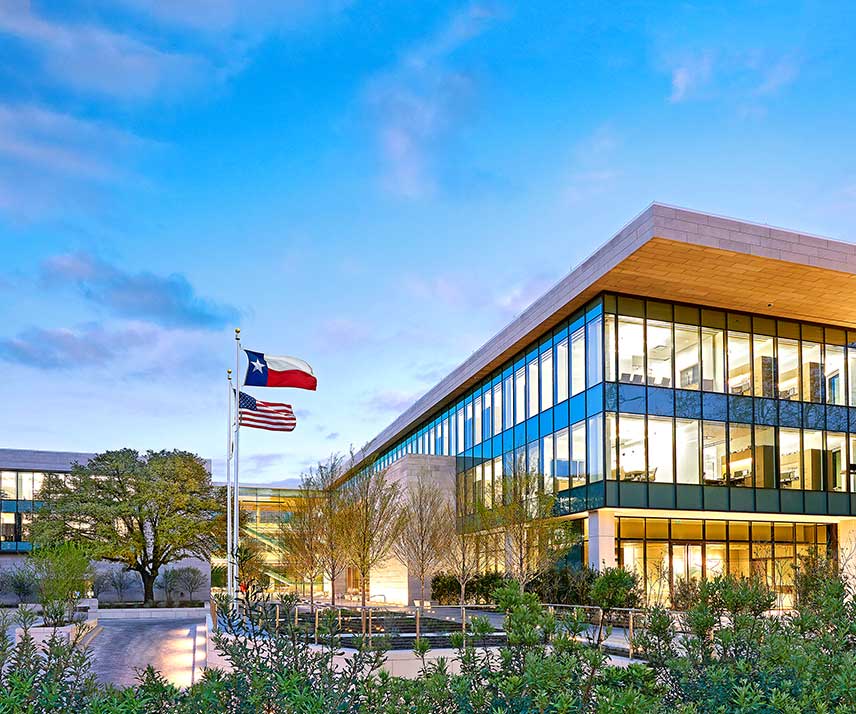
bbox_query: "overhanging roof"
[342,202,856,482]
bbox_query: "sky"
[2,1,856,485]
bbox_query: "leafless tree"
[341,463,403,632]
[313,454,349,606]
[109,569,137,603]
[439,500,481,631]
[392,469,449,607]
[277,473,325,612]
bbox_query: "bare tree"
[277,473,324,612]
[314,455,349,606]
[341,464,403,632]
[176,566,207,602]
[393,470,449,607]
[110,569,137,603]
[484,453,577,588]
[439,500,481,630]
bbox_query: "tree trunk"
[141,571,156,605]
[329,569,336,607]
[309,578,315,614]
[460,580,466,632]
[361,576,367,634]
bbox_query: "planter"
[16,618,98,647]
[96,605,208,620]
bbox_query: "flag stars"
[250,358,265,373]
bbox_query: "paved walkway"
[88,617,206,688]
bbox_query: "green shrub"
[31,544,92,628]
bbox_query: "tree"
[314,455,349,606]
[31,449,224,604]
[4,561,38,603]
[341,465,403,631]
[277,474,324,612]
[32,543,93,627]
[484,453,577,588]
[176,566,207,602]
[234,541,265,593]
[392,470,449,607]
[90,569,111,600]
[439,500,481,630]
[156,568,179,604]
[110,569,137,603]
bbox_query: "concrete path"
[88,617,207,688]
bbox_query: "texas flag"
[243,349,317,391]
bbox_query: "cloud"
[562,125,623,204]
[0,323,154,369]
[313,317,374,350]
[365,4,501,198]
[668,53,714,103]
[42,252,240,330]
[363,389,426,416]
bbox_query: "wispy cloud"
[363,389,425,416]
[42,252,240,330]
[562,125,623,204]
[366,4,501,198]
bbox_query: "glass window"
[541,351,553,411]
[702,421,727,485]
[0,471,15,500]
[676,419,700,484]
[587,316,603,387]
[778,337,800,400]
[588,415,603,482]
[802,342,824,403]
[804,429,823,491]
[826,344,845,405]
[618,414,646,481]
[648,416,674,483]
[456,408,464,454]
[848,335,856,406]
[779,427,802,489]
[32,472,45,500]
[571,327,586,395]
[701,327,725,392]
[826,432,847,492]
[604,315,616,382]
[465,403,473,449]
[728,424,752,486]
[527,360,539,418]
[675,324,700,390]
[492,457,503,506]
[503,376,513,430]
[571,421,586,488]
[727,331,752,396]
[606,413,617,480]
[492,384,502,436]
[515,367,526,425]
[541,434,554,495]
[753,334,776,398]
[754,425,776,489]
[483,391,492,441]
[647,320,673,388]
[554,428,569,493]
[473,397,482,445]
[618,317,645,385]
[556,338,569,402]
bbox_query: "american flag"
[238,391,296,432]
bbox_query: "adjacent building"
[336,203,856,606]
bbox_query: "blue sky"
[2,1,855,484]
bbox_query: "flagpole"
[233,328,242,598]
[225,369,233,599]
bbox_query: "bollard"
[416,607,421,638]
[294,605,299,627]
[314,609,320,644]
[628,611,634,659]
[368,608,373,647]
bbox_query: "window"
[473,397,482,446]
[571,420,586,488]
[753,334,776,398]
[778,338,800,400]
[850,435,856,491]
[825,344,845,405]
[804,429,823,490]
[571,327,586,395]
[702,421,727,485]
[618,317,644,384]
[779,428,802,489]
[618,414,646,480]
[503,376,513,430]
[676,419,700,484]
[849,336,856,406]
[647,320,673,387]
[728,424,752,486]
[827,432,847,492]
[588,415,604,482]
[456,408,464,454]
[754,425,776,488]
[542,434,554,494]
[648,416,674,483]
[493,384,502,436]
[541,350,553,411]
[483,390,492,441]
[675,324,701,390]
[727,331,751,396]
[554,429,569,493]
[802,341,823,403]
[527,360,539,418]
[587,316,603,387]
[605,315,616,381]
[701,327,725,392]
[556,338,569,402]
[465,403,473,449]
[515,367,526,424]
[0,471,15,500]
[606,413,617,479]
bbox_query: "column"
[587,509,616,570]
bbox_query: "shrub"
[430,571,459,604]
[31,544,92,627]
[3,561,38,604]
[528,564,598,605]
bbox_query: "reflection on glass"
[515,367,525,425]
[728,424,752,486]
[825,344,845,405]
[727,331,752,395]
[554,429,569,493]
[648,416,674,483]
[827,432,846,492]
[503,376,513,430]
[802,342,823,403]
[676,419,700,484]
[779,428,802,489]
[753,334,776,398]
[849,341,856,406]
[586,316,603,387]
[675,324,700,390]
[571,421,586,488]
[754,425,776,488]
[473,396,482,446]
[618,317,645,384]
[604,315,616,382]
[803,429,823,491]
[619,414,646,481]
[606,413,617,479]
[587,415,603,482]
[701,327,725,392]
[541,351,553,411]
[0,471,15,500]
[556,339,569,403]
[647,320,673,387]
[778,338,800,400]
[571,327,586,395]
[702,421,727,485]
[527,360,539,418]
[493,384,502,436]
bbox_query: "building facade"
[337,204,856,606]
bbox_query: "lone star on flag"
[250,358,265,373]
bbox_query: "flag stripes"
[238,391,296,432]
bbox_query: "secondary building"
[336,203,856,607]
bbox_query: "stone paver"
[87,617,206,688]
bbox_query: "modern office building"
[336,203,856,605]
